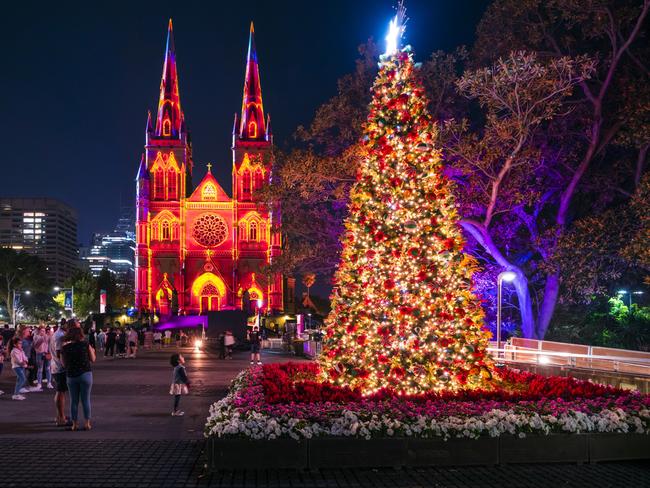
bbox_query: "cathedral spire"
[239,22,266,140]
[155,19,183,138]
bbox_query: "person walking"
[97,328,106,353]
[32,326,53,390]
[61,327,96,431]
[169,353,190,416]
[50,320,70,426]
[164,329,172,348]
[153,330,162,350]
[247,325,262,366]
[127,328,138,358]
[105,328,116,358]
[224,330,235,359]
[10,337,29,400]
[116,330,127,358]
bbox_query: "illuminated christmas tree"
[320,10,492,394]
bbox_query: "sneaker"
[250,361,254,365]
[257,361,262,365]
[19,388,30,394]
[171,411,185,416]
[47,383,54,389]
[30,386,42,392]
[12,395,26,400]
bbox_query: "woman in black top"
[61,326,96,431]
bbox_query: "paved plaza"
[1,346,649,487]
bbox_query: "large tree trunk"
[536,273,560,339]
[512,273,536,339]
[460,219,537,338]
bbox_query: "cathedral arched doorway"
[191,273,226,313]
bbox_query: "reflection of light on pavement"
[194,339,202,353]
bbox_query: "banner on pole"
[100,289,107,313]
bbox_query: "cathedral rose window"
[192,214,228,247]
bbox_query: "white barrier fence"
[489,338,650,376]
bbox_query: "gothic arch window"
[253,168,264,191]
[202,182,217,200]
[248,120,257,138]
[151,222,159,241]
[154,169,165,199]
[249,221,258,241]
[171,222,179,241]
[162,118,171,136]
[259,222,266,241]
[242,170,251,198]
[161,220,171,240]
[239,221,248,241]
[167,168,177,200]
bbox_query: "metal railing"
[488,338,650,376]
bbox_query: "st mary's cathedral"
[135,20,292,316]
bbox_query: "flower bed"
[205,362,650,442]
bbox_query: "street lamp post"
[617,289,644,310]
[54,286,75,317]
[497,271,517,363]
[12,289,31,327]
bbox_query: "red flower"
[356,335,367,346]
[346,324,357,334]
[378,354,389,364]
[374,231,386,242]
[443,238,455,250]
[399,306,412,316]
[384,279,396,290]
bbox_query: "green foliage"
[0,248,50,322]
[66,270,97,319]
[547,296,650,350]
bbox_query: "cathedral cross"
[206,163,212,172]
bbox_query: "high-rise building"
[0,197,78,284]
[84,209,136,282]
[135,20,293,315]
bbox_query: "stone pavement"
[1,346,649,487]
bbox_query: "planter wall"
[206,433,650,471]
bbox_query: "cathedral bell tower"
[231,23,283,312]
[135,19,191,313]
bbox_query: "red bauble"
[374,231,386,242]
[384,279,396,290]
[366,249,377,259]
[356,335,367,346]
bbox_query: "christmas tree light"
[319,9,492,395]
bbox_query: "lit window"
[239,222,247,241]
[242,171,251,196]
[249,221,257,241]
[154,169,165,199]
[167,169,177,199]
[254,169,264,191]
[248,120,257,138]
[161,221,170,240]
[163,118,171,136]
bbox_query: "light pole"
[54,286,74,317]
[617,289,644,310]
[497,271,517,362]
[12,289,31,327]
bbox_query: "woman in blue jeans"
[61,326,96,431]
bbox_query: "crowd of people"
[0,319,95,431]
[0,320,268,421]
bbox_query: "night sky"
[2,1,489,244]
